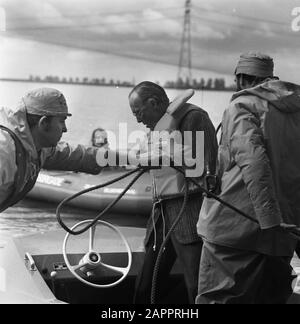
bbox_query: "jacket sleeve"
[42,142,103,175]
[180,110,218,175]
[229,101,282,229]
[0,131,17,206]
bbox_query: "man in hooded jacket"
[0,87,106,212]
[196,52,300,304]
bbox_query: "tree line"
[164,77,235,91]
[28,75,135,87]
[25,75,235,91]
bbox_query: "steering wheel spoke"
[89,226,96,252]
[96,261,129,276]
[72,262,90,274]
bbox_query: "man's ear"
[239,75,249,90]
[38,116,50,131]
[238,75,244,87]
[247,76,257,88]
[147,98,158,108]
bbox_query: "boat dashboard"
[0,227,189,304]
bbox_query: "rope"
[56,167,146,235]
[55,164,300,305]
[56,165,300,237]
[150,178,189,304]
[173,166,259,224]
[174,166,300,240]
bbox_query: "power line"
[193,4,289,26]
[192,12,266,32]
[7,4,294,37]
[5,33,211,74]
[7,15,182,31]
[7,6,183,23]
[192,12,299,39]
[4,2,299,72]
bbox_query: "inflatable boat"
[27,168,153,215]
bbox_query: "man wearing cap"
[0,88,105,212]
[196,52,300,304]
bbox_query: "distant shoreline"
[0,78,134,88]
[0,78,235,92]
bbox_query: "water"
[0,81,232,236]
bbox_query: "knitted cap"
[22,88,71,116]
[235,52,274,78]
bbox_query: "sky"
[0,0,300,86]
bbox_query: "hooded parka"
[197,80,300,257]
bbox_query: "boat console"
[0,226,189,304]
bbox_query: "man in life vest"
[129,81,218,304]
[0,87,106,213]
[196,52,300,304]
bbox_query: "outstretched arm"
[42,142,102,174]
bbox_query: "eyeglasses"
[132,100,149,119]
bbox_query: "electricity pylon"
[177,0,192,86]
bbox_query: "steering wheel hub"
[89,252,100,263]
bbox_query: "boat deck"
[15,226,146,255]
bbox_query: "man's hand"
[263,223,300,239]
[279,223,300,240]
[280,223,298,231]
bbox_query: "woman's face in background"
[93,130,108,147]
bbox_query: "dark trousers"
[296,242,300,259]
[196,241,294,304]
[133,217,202,304]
